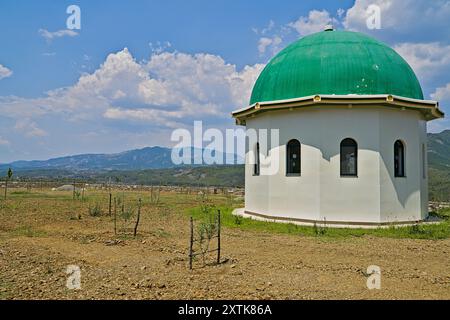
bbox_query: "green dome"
[250,30,424,105]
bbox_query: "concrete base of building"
[232,208,441,229]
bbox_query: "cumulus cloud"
[431,83,450,102]
[254,9,339,57]
[38,28,78,41]
[252,20,275,36]
[289,10,337,37]
[14,118,47,138]
[429,83,450,132]
[0,64,13,80]
[343,0,393,31]
[258,36,282,55]
[0,48,264,130]
[394,42,450,83]
[343,0,450,42]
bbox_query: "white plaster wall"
[420,121,429,219]
[378,108,427,222]
[244,105,427,224]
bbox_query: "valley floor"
[0,189,449,300]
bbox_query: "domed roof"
[250,30,424,105]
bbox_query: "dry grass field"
[0,188,449,300]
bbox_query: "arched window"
[286,139,301,175]
[340,138,357,176]
[394,140,405,177]
[253,142,260,176]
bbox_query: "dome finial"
[324,24,334,31]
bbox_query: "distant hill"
[1,146,173,171]
[5,165,246,188]
[428,130,450,201]
[428,130,450,171]
[0,147,243,171]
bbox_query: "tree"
[4,168,13,200]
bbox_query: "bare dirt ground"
[0,190,449,300]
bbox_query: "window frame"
[394,140,406,178]
[286,139,301,176]
[253,142,260,176]
[340,138,358,177]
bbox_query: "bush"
[313,220,327,236]
[234,214,243,225]
[88,203,102,217]
[195,204,219,265]
[408,223,429,235]
[121,207,134,221]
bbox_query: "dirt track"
[0,191,449,300]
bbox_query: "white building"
[232,29,444,228]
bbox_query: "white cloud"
[0,64,12,80]
[258,37,273,54]
[393,42,450,82]
[431,83,450,101]
[289,10,337,37]
[429,83,450,133]
[343,0,450,39]
[0,48,264,129]
[258,36,282,55]
[0,136,10,146]
[343,0,393,31]
[253,10,337,56]
[337,8,345,18]
[14,118,47,138]
[252,20,275,35]
[38,28,78,41]
[103,108,184,129]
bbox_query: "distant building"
[232,27,444,227]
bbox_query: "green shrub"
[88,203,102,217]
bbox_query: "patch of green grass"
[88,203,102,217]
[10,225,47,238]
[430,207,450,220]
[189,206,450,240]
[10,190,32,195]
[0,279,13,299]
[150,228,171,238]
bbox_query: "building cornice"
[232,94,444,125]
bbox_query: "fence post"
[114,197,117,236]
[109,193,112,216]
[189,216,194,270]
[72,180,76,200]
[133,198,141,237]
[4,178,7,200]
[217,210,221,265]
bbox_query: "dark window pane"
[394,140,405,177]
[340,138,357,176]
[286,139,301,175]
[254,143,260,176]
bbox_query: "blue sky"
[0,0,449,162]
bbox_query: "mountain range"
[428,130,450,171]
[0,147,244,171]
[2,130,448,172]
